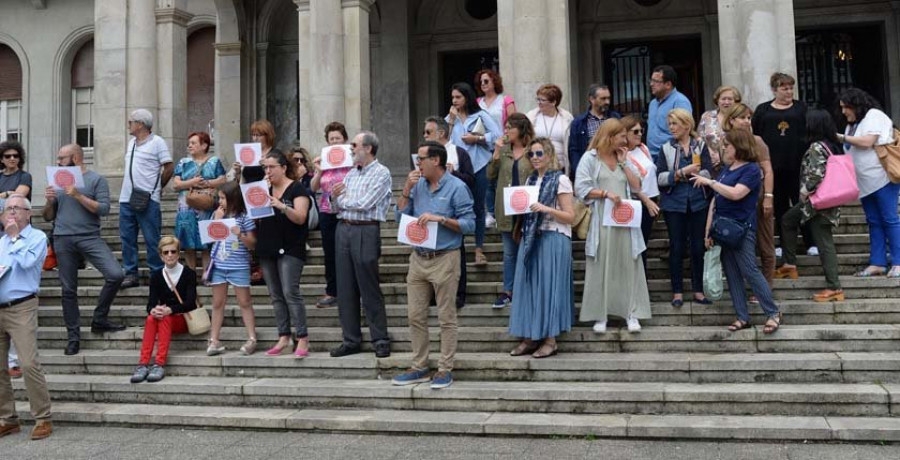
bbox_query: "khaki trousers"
[406,251,460,372]
[756,200,776,287]
[0,297,51,422]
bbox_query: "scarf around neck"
[520,169,562,262]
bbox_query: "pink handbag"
[809,142,858,210]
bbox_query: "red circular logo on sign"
[327,146,347,166]
[511,189,530,213]
[246,186,269,207]
[54,170,76,188]
[406,221,429,245]
[207,221,230,240]
[612,202,634,224]
[239,146,257,165]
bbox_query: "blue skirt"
[508,231,574,340]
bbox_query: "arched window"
[187,27,215,142]
[71,40,94,158]
[0,44,23,142]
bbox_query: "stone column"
[155,0,192,159]
[93,0,129,177]
[127,0,158,118]
[371,0,411,171]
[309,0,346,155]
[497,0,574,114]
[342,0,374,138]
[256,42,269,120]
[718,0,797,107]
[294,0,313,150]
[214,41,242,163]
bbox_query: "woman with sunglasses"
[290,145,314,191]
[0,141,32,201]
[257,150,313,357]
[487,113,534,309]
[508,138,575,358]
[130,236,198,383]
[621,116,660,266]
[476,69,516,229]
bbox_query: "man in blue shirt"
[0,195,53,440]
[568,83,621,180]
[392,141,475,390]
[647,65,693,160]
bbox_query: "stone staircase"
[13,188,900,442]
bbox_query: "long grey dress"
[574,149,651,322]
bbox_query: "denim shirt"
[446,110,502,173]
[0,225,47,303]
[647,89,693,158]
[397,171,475,251]
[656,138,713,214]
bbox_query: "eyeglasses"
[4,206,29,213]
[414,156,431,164]
[3,154,19,159]
[262,164,281,170]
[527,150,544,159]
[161,249,178,255]
[423,129,434,136]
[535,98,550,104]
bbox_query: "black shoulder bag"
[128,141,159,212]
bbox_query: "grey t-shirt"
[0,169,33,200]
[52,170,111,236]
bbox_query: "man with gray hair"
[44,144,126,356]
[329,131,393,358]
[118,109,174,288]
[568,83,621,180]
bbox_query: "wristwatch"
[440,216,448,225]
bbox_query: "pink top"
[317,167,352,214]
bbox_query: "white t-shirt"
[626,144,660,198]
[845,108,893,198]
[478,94,507,127]
[536,174,573,238]
[534,112,569,171]
[119,133,173,203]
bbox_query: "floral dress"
[174,156,226,250]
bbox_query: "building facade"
[2,0,897,201]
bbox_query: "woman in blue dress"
[172,131,226,273]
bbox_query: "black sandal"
[728,320,751,332]
[763,313,783,335]
[509,341,539,357]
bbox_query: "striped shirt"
[211,214,255,270]
[334,160,392,222]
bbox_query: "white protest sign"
[320,145,354,170]
[397,214,438,250]
[235,143,262,166]
[198,218,238,245]
[240,181,275,219]
[46,166,85,190]
[503,185,540,216]
[602,199,643,228]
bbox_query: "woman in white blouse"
[837,88,900,278]
[621,116,661,266]
[527,84,574,174]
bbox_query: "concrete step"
[34,349,900,384]
[17,401,900,441]
[33,324,900,354]
[12,375,898,417]
[34,299,900,329]
[35,276,900,305]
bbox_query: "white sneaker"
[592,321,607,333]
[807,246,819,256]
[626,316,642,333]
[775,247,783,258]
[485,213,496,228]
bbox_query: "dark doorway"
[440,49,499,116]
[602,37,705,122]
[796,24,889,115]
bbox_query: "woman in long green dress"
[574,119,651,333]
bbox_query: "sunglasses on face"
[528,150,544,159]
[481,79,491,84]
[423,129,434,136]
[3,154,20,159]
[161,249,178,255]
[294,157,307,164]
[630,129,643,134]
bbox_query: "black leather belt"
[414,249,452,260]
[0,294,37,309]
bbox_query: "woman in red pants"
[129,236,197,383]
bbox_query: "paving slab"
[483,412,628,436]
[285,408,490,434]
[101,403,296,429]
[627,415,833,440]
[827,416,900,441]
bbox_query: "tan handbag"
[163,269,210,335]
[186,187,217,211]
[874,128,900,183]
[572,201,591,240]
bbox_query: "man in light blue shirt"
[647,65,693,160]
[0,194,53,439]
[392,141,475,390]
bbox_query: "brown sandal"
[763,313,783,334]
[531,342,558,359]
[728,320,751,332]
[509,340,539,356]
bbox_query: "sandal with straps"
[727,320,751,332]
[855,266,886,277]
[509,340,539,357]
[531,342,558,359]
[763,313,783,335]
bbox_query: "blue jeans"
[860,182,900,267]
[486,177,498,215]
[721,231,780,323]
[663,208,707,295]
[474,168,488,248]
[501,231,519,293]
[119,201,163,276]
